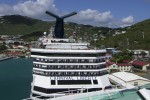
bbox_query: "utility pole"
[142,32,145,39]
[127,38,129,46]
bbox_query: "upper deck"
[32,37,90,49]
[31,36,106,53]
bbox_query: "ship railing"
[23,85,122,100]
[23,88,87,100]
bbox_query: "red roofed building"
[106,61,133,72]
[5,52,24,57]
[132,60,150,71]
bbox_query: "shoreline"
[0,56,13,61]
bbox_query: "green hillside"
[97,19,150,50]
[0,15,150,50]
[0,15,50,35]
[0,15,110,41]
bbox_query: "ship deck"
[24,84,150,100]
[73,84,150,100]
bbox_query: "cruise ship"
[30,11,112,99]
[28,11,150,100]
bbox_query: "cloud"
[0,4,14,16]
[122,15,134,24]
[79,9,113,22]
[69,9,113,26]
[0,0,57,19]
[0,0,135,27]
[119,15,134,27]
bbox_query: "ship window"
[42,65,47,68]
[31,52,106,57]
[70,65,73,68]
[58,65,61,68]
[58,80,91,85]
[58,72,61,75]
[83,65,86,69]
[89,59,93,63]
[134,82,138,86]
[93,80,98,84]
[81,59,85,62]
[51,80,55,85]
[33,86,101,94]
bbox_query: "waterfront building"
[109,72,150,87]
[132,60,150,71]
[106,62,133,72]
[5,51,24,57]
[131,49,149,60]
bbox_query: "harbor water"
[0,58,32,100]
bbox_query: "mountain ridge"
[0,15,150,50]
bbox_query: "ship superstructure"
[30,11,111,99]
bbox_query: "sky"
[0,0,150,27]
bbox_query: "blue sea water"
[0,58,32,100]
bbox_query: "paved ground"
[143,72,150,80]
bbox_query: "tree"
[0,44,7,53]
[140,51,147,57]
[111,49,133,63]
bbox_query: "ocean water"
[0,58,32,100]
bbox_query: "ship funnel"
[45,11,77,38]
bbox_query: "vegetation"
[97,19,150,50]
[0,15,150,50]
[111,49,133,63]
[0,15,51,35]
[0,44,7,53]
[21,31,44,41]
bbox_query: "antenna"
[45,11,77,38]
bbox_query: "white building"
[132,50,149,55]
[109,72,150,87]
[106,62,133,72]
[131,50,149,60]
